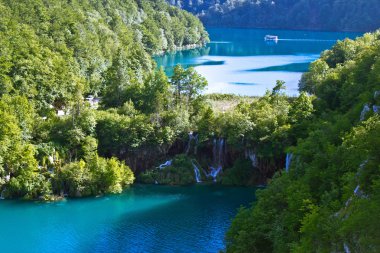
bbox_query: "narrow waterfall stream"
[285,153,293,173]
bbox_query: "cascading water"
[186,132,198,155]
[208,166,222,182]
[344,243,351,253]
[360,104,371,121]
[158,160,172,170]
[353,161,368,198]
[218,139,224,166]
[340,160,368,227]
[341,160,369,250]
[192,162,202,183]
[373,105,380,114]
[345,184,363,207]
[194,134,199,154]
[0,188,5,200]
[213,138,224,166]
[285,153,293,173]
[248,150,258,168]
[354,185,361,196]
[207,138,225,182]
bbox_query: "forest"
[226,31,380,252]
[168,0,380,32]
[0,0,380,252]
[0,0,208,199]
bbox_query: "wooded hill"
[168,0,380,31]
[0,0,208,199]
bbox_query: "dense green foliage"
[136,78,314,186]
[226,32,380,252]
[0,0,208,200]
[0,0,208,104]
[221,159,255,186]
[139,155,196,185]
[192,81,313,182]
[1,10,379,253]
[168,0,380,31]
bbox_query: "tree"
[171,64,187,106]
[183,67,208,107]
[171,65,207,108]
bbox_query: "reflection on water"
[155,47,211,76]
[155,28,362,96]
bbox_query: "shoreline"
[202,25,371,34]
[153,42,207,56]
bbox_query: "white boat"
[264,35,279,42]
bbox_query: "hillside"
[0,0,208,102]
[168,0,380,32]
[226,31,380,252]
[0,0,209,199]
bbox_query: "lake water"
[0,185,256,253]
[155,28,362,96]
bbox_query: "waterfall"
[344,243,351,253]
[359,160,368,170]
[192,162,202,183]
[353,185,365,197]
[344,161,368,206]
[218,139,224,166]
[212,138,217,164]
[285,153,293,173]
[186,132,198,154]
[248,150,258,167]
[373,105,380,114]
[360,104,371,121]
[208,166,222,182]
[0,188,5,200]
[185,132,192,154]
[158,160,172,170]
[345,196,353,207]
[345,185,362,207]
[213,138,224,166]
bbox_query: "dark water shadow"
[229,82,259,86]
[163,60,225,76]
[245,62,311,72]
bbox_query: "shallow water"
[155,28,362,96]
[0,185,256,253]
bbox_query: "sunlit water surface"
[155,28,362,96]
[0,185,256,253]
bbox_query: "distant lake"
[0,185,256,253]
[155,28,362,96]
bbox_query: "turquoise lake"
[155,28,362,96]
[0,185,256,253]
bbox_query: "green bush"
[139,154,195,185]
[54,157,134,197]
[222,159,255,186]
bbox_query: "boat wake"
[277,38,338,42]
